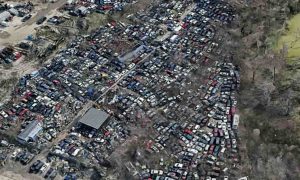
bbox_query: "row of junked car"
[44,0,238,179]
[29,159,57,179]
[119,1,238,180]
[31,0,214,178]
[60,0,134,16]
[0,14,156,144]
[138,60,240,180]
[0,0,198,146]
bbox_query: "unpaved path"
[0,170,43,180]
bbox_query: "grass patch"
[86,13,108,32]
[275,13,300,59]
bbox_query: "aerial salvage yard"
[0,0,249,180]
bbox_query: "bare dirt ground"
[0,0,65,46]
[0,56,38,102]
[0,172,37,180]
[0,169,43,180]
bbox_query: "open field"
[275,13,300,60]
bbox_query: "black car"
[44,168,54,178]
[29,160,44,173]
[21,14,32,22]
[35,161,44,173]
[29,160,41,173]
[20,152,34,165]
[16,151,26,161]
[36,16,47,25]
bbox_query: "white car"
[11,148,21,159]
[204,144,210,150]
[194,172,200,180]
[207,132,214,137]
[128,63,135,69]
[39,163,49,174]
[188,148,198,154]
[232,139,237,148]
[203,134,211,141]
[44,133,52,141]
[226,108,230,115]
[224,130,229,139]
[174,163,183,168]
[0,111,8,118]
[208,155,217,161]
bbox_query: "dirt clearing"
[0,171,43,180]
[0,0,66,46]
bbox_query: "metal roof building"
[17,120,43,143]
[118,44,147,62]
[79,108,109,129]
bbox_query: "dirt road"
[0,168,43,180]
[23,0,66,26]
